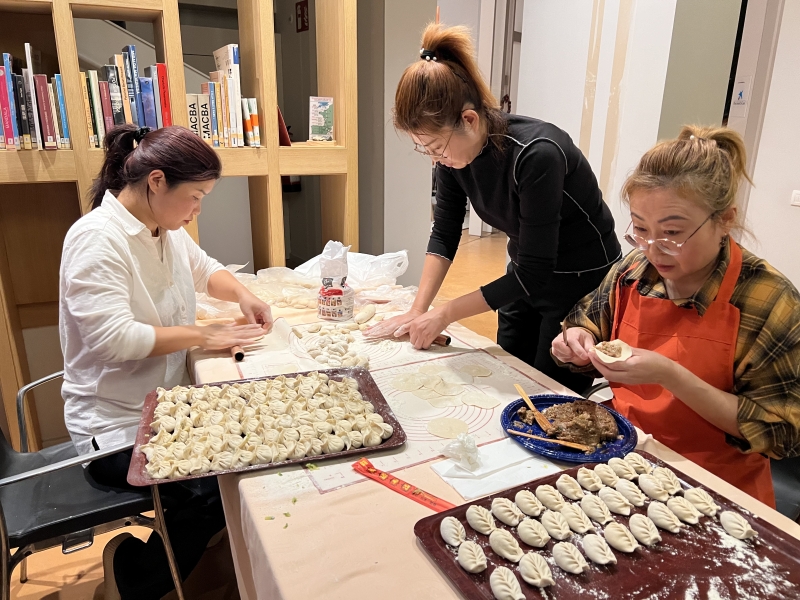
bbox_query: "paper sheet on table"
[430,439,563,501]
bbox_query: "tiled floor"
[10,230,507,599]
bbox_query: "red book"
[156,63,171,126]
[33,75,57,149]
[0,65,14,149]
[98,81,115,132]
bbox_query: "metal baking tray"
[414,451,800,599]
[127,367,406,486]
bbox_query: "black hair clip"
[133,127,151,143]
[420,48,437,61]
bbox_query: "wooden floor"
[10,230,507,599]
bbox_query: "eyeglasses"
[624,213,714,256]
[412,114,464,160]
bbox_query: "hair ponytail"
[394,23,506,147]
[90,124,222,210]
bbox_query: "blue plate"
[501,394,637,463]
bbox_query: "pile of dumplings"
[141,372,392,479]
[437,451,757,600]
[299,323,371,369]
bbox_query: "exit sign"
[296,0,309,32]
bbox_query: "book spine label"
[54,74,70,148]
[0,65,15,149]
[122,51,139,126]
[156,63,172,127]
[112,55,132,124]
[47,82,62,149]
[198,93,212,145]
[14,75,32,149]
[88,71,105,145]
[98,81,114,133]
[80,73,97,147]
[139,77,157,130]
[186,94,199,136]
[33,75,56,149]
[124,46,145,127]
[24,44,42,148]
[145,67,163,128]
[21,70,37,149]
[249,98,261,147]
[3,55,20,148]
[103,66,125,126]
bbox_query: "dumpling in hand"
[576,467,604,492]
[541,509,572,540]
[684,488,721,517]
[608,457,638,480]
[720,511,758,540]
[457,540,487,573]
[629,513,662,546]
[652,466,682,495]
[667,496,701,525]
[582,533,617,565]
[552,542,589,574]
[489,529,524,562]
[491,497,523,527]
[466,505,496,535]
[623,452,652,474]
[615,479,647,507]
[598,487,633,516]
[489,566,525,600]
[440,516,466,547]
[519,552,554,587]
[594,463,620,487]
[560,503,594,534]
[581,494,612,524]
[535,484,565,511]
[647,501,684,533]
[603,521,639,553]
[517,518,550,548]
[556,474,584,500]
[515,489,544,517]
[638,474,669,502]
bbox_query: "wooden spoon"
[514,384,553,433]
[506,429,593,453]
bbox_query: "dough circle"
[433,381,464,396]
[461,391,500,409]
[427,417,469,438]
[459,364,493,377]
[391,373,425,391]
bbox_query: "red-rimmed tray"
[127,367,406,486]
[414,451,800,599]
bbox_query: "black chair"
[0,372,186,600]
[584,381,800,523]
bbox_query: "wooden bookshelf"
[0,0,359,450]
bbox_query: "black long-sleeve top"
[427,114,621,310]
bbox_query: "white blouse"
[60,190,224,454]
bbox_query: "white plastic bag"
[294,247,409,289]
[317,241,355,320]
[441,433,482,472]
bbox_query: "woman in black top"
[367,23,620,393]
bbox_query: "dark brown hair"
[90,125,222,209]
[393,23,506,148]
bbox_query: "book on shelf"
[98,81,115,135]
[225,76,237,147]
[13,74,32,149]
[80,72,97,147]
[212,79,224,147]
[186,94,199,137]
[309,96,334,142]
[139,77,158,130]
[0,65,15,150]
[121,51,139,126]
[53,74,71,149]
[33,75,56,150]
[24,44,42,149]
[109,54,132,124]
[3,54,20,149]
[156,63,172,127]
[249,99,261,147]
[47,82,62,149]
[102,65,125,126]
[123,45,144,128]
[20,72,37,149]
[208,71,229,147]
[213,44,243,147]
[200,82,219,147]
[198,93,212,145]
[241,98,253,146]
[87,71,106,146]
[144,66,163,128]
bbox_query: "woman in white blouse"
[59,124,270,600]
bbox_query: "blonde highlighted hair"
[393,23,506,147]
[622,125,753,233]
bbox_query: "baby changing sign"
[317,240,354,321]
[729,76,753,119]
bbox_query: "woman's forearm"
[148,326,202,357]
[441,290,491,323]
[662,362,742,438]
[411,254,453,313]
[207,269,249,303]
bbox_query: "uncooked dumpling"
[515,489,544,517]
[638,474,670,502]
[608,457,638,480]
[466,504,496,535]
[623,452,652,474]
[517,517,550,548]
[594,339,632,364]
[615,479,647,507]
[603,521,639,553]
[492,497,524,527]
[535,484,565,511]
[440,516,466,546]
[629,513,662,546]
[652,466,682,495]
[598,487,634,516]
[552,542,589,574]
[667,496,702,525]
[519,552,554,587]
[684,488,721,517]
[576,466,604,492]
[720,511,758,540]
[457,540,487,573]
[582,533,617,565]
[541,509,572,540]
[489,529,524,562]
[556,473,584,500]
[581,494,612,524]
[594,463,620,487]
[647,501,684,533]
[560,503,594,534]
[489,566,525,600]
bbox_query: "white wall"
[438,0,481,34]
[746,0,800,286]
[383,0,438,286]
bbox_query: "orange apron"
[610,241,775,507]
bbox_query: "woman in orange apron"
[551,126,800,508]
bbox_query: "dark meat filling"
[541,401,619,448]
